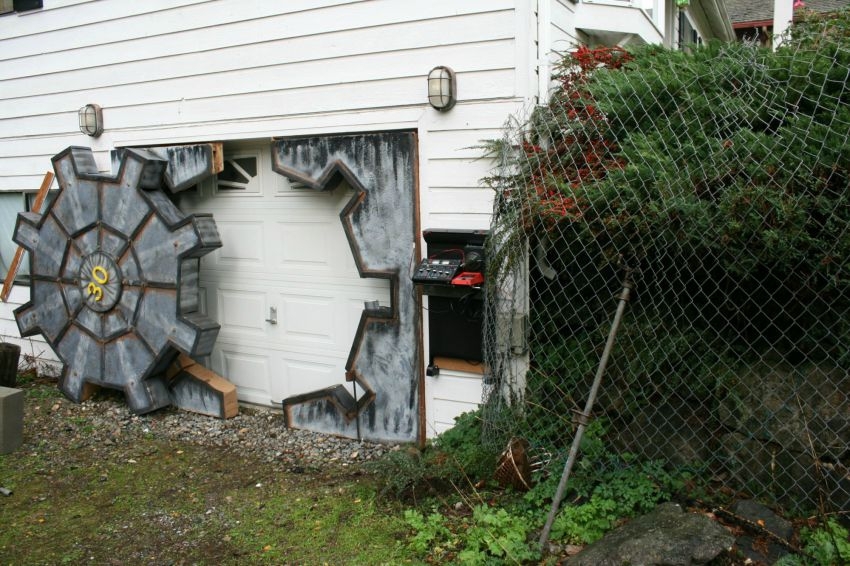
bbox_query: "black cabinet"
[417,229,488,363]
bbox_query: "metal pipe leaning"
[538,265,635,552]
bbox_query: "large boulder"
[717,359,850,510]
[615,398,716,466]
[730,499,793,564]
[566,502,734,566]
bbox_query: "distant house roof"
[727,0,850,27]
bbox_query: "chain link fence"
[480,10,850,515]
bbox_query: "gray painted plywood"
[273,132,420,443]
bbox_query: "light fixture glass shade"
[427,66,456,111]
[78,104,103,137]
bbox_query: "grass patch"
[222,479,411,564]
[0,437,417,564]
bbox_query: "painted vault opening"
[272,132,420,443]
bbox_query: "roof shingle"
[726,0,850,25]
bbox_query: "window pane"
[0,192,26,278]
[13,0,43,12]
[217,156,259,191]
[26,190,55,212]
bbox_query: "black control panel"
[412,258,462,284]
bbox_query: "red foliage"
[520,46,632,225]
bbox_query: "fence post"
[538,267,634,552]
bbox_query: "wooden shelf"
[433,356,484,375]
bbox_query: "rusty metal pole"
[538,267,634,552]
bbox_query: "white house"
[0,0,733,444]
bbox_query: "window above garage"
[0,190,55,282]
[215,153,260,195]
[0,0,43,15]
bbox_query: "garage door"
[179,141,391,406]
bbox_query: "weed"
[550,496,620,545]
[457,505,539,564]
[369,446,431,499]
[382,409,700,560]
[404,508,454,557]
[432,410,501,482]
[404,504,540,564]
[370,410,500,499]
[25,384,58,400]
[776,518,850,566]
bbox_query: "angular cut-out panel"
[197,286,208,316]
[273,132,418,443]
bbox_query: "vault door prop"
[272,132,419,442]
[14,147,222,414]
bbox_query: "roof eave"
[689,0,737,42]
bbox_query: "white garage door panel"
[279,292,337,344]
[276,219,335,270]
[217,289,268,335]
[279,356,342,398]
[180,140,394,406]
[215,220,265,265]
[217,347,271,405]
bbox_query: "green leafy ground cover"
[2,377,848,565]
[373,410,850,565]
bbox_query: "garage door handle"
[265,307,278,325]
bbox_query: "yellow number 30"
[87,265,109,302]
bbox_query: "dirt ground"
[0,376,415,565]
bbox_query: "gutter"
[688,0,736,42]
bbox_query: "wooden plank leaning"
[1,171,55,303]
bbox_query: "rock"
[566,502,734,566]
[718,361,850,457]
[730,500,793,565]
[615,398,716,466]
[717,432,850,513]
[717,359,850,511]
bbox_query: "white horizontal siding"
[1,1,514,81]
[0,1,537,398]
[0,69,515,140]
[1,0,352,58]
[429,187,495,214]
[1,0,202,41]
[427,158,493,189]
[1,10,515,90]
[0,42,517,122]
[551,0,580,56]
[0,286,61,376]
[419,100,523,230]
[425,128,504,159]
[0,0,523,190]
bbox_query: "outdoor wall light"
[427,66,456,111]
[78,103,103,137]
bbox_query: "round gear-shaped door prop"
[14,147,222,414]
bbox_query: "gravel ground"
[3,378,414,564]
[23,379,396,472]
